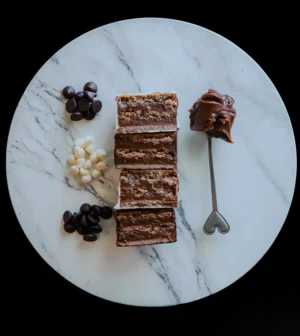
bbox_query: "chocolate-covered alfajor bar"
[118,170,179,208]
[115,208,177,246]
[189,89,236,143]
[116,92,178,133]
[114,132,177,169]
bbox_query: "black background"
[4,5,299,332]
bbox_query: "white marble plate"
[6,18,297,307]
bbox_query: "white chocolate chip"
[73,146,85,158]
[83,159,92,169]
[83,136,94,148]
[91,168,101,179]
[85,144,94,154]
[96,161,107,170]
[76,157,85,168]
[95,148,106,160]
[81,174,92,184]
[67,154,75,165]
[89,152,98,163]
[80,168,90,176]
[70,165,79,176]
[75,138,85,147]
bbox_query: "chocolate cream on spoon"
[188,89,237,235]
[189,89,236,143]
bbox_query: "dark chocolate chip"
[80,215,88,228]
[84,91,97,102]
[75,91,85,102]
[77,98,90,112]
[63,210,73,223]
[101,206,113,219]
[84,81,98,93]
[91,100,102,113]
[87,214,100,225]
[66,98,77,113]
[89,225,102,233]
[64,222,76,233]
[80,203,91,214]
[70,111,84,121]
[83,110,96,120]
[62,86,75,99]
[72,212,82,226]
[77,226,88,235]
[83,233,97,242]
[90,205,101,217]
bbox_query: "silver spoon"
[203,136,230,235]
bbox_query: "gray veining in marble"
[6,18,297,307]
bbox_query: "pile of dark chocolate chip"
[62,81,102,121]
[62,203,113,242]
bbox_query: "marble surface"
[6,18,297,306]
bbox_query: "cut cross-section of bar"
[115,208,177,246]
[114,132,177,169]
[115,92,178,133]
[118,170,179,208]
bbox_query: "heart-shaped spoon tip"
[203,210,230,235]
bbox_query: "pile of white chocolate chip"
[67,136,107,184]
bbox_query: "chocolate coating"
[64,222,76,233]
[189,89,236,143]
[90,225,102,233]
[101,206,113,219]
[90,205,101,217]
[66,98,77,113]
[87,214,100,225]
[75,91,85,102]
[77,98,90,112]
[62,86,75,99]
[84,81,98,93]
[70,111,84,121]
[84,91,97,102]
[80,203,91,214]
[83,110,96,120]
[83,233,97,242]
[63,210,73,223]
[91,100,102,113]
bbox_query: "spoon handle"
[208,136,218,211]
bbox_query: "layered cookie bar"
[116,92,178,133]
[117,170,179,208]
[115,208,177,246]
[114,132,177,169]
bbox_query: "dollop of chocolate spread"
[189,89,236,143]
